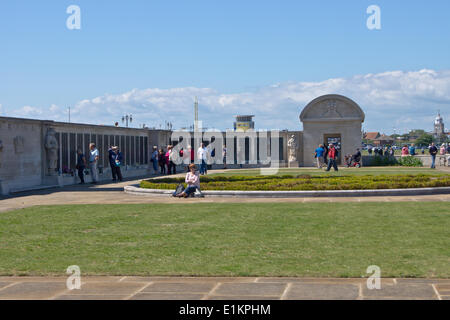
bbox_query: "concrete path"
[0,276,448,300]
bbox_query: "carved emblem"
[322,100,342,118]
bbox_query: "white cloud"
[11,105,44,118]
[6,69,450,133]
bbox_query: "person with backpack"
[175,164,201,198]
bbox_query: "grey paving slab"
[256,277,378,285]
[0,282,13,289]
[123,276,257,283]
[130,293,205,300]
[284,283,359,300]
[0,282,67,300]
[142,282,215,293]
[362,296,438,300]
[63,281,147,295]
[436,284,450,291]
[208,296,279,300]
[0,277,447,300]
[55,295,129,300]
[395,278,447,284]
[214,283,287,297]
[361,283,437,299]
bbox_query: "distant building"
[373,134,394,147]
[363,132,380,141]
[433,111,445,143]
[234,115,255,132]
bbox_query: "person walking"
[76,148,86,184]
[197,143,207,175]
[158,148,166,174]
[109,146,123,182]
[429,142,438,169]
[151,146,159,174]
[325,144,339,172]
[88,143,99,184]
[314,144,325,169]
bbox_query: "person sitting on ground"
[177,164,201,198]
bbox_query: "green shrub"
[397,156,423,167]
[139,173,450,191]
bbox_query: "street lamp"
[122,114,133,127]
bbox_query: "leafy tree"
[415,133,433,146]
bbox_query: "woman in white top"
[177,164,200,198]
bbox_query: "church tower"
[433,111,445,143]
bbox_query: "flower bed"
[140,174,450,191]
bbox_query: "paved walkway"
[0,276,448,300]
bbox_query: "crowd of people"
[74,141,230,186]
[75,140,449,190]
[76,143,124,185]
[367,142,450,169]
[314,143,344,172]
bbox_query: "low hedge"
[140,174,450,191]
[368,155,423,167]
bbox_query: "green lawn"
[0,203,449,278]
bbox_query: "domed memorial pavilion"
[299,94,365,167]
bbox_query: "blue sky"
[1,0,449,133]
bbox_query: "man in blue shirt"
[315,144,325,169]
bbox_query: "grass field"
[0,202,449,278]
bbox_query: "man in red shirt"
[326,143,339,172]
